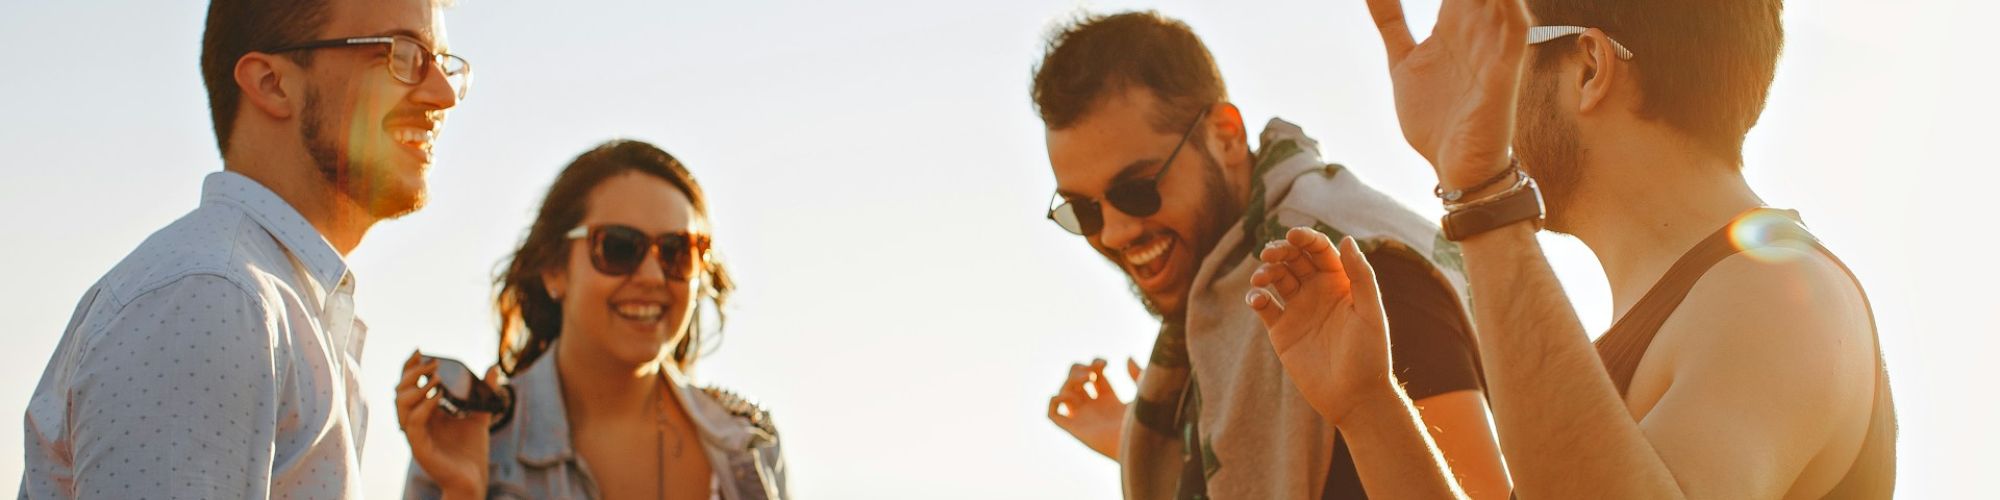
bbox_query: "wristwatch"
[1441,174,1545,241]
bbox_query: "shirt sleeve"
[764,419,789,499]
[67,274,283,500]
[1367,248,1485,401]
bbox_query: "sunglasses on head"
[1047,107,1210,236]
[564,225,710,280]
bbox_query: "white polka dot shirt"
[22,172,369,499]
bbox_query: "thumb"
[1088,358,1114,398]
[483,365,508,389]
[1337,237,1388,324]
[1126,358,1143,383]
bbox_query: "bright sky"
[1,0,1992,498]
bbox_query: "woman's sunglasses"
[564,225,711,280]
[1046,107,1209,236]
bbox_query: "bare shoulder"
[1635,246,1882,496]
[1676,247,1872,355]
[1654,246,1877,409]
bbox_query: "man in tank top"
[1246,0,1895,498]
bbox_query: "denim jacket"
[405,345,788,500]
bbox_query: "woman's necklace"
[653,370,668,500]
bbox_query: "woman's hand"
[1247,229,1399,426]
[1047,358,1142,459]
[396,351,498,500]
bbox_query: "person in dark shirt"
[1032,11,1510,499]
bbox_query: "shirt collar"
[200,171,352,297]
[660,360,758,451]
[513,344,756,466]
[512,349,575,466]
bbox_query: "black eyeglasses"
[1046,107,1209,236]
[564,225,711,280]
[266,35,472,100]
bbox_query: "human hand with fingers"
[1362,0,1532,188]
[396,351,498,500]
[1047,357,1143,460]
[1246,228,1398,427]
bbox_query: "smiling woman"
[394,140,786,500]
[494,140,732,375]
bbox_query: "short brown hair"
[1528,0,1784,162]
[200,0,334,155]
[1031,11,1226,133]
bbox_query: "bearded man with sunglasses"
[23,0,467,497]
[1034,11,1510,499]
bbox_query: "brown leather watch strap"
[1442,176,1544,241]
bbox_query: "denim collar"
[513,343,758,467]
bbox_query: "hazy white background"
[1,0,1992,497]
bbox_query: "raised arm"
[1247,230,1468,500]
[1352,0,1876,497]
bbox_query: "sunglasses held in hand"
[421,355,512,423]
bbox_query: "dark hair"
[495,140,736,375]
[1527,0,1784,163]
[1032,11,1227,133]
[200,0,332,155]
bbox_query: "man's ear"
[1208,102,1251,167]
[234,53,302,120]
[1574,29,1624,115]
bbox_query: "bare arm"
[1456,225,1684,497]
[1338,389,1475,500]
[1249,232,1468,500]
[1415,390,1511,500]
[1457,216,1875,498]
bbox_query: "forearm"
[1338,387,1468,500]
[1457,223,1681,498]
[404,461,485,500]
[440,485,487,500]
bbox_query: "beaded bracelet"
[1433,157,1522,203]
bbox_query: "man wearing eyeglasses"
[1034,11,1511,500]
[1252,0,1895,498]
[22,0,468,498]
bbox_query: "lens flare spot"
[1728,210,1812,263]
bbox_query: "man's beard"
[1127,146,1240,321]
[300,86,425,220]
[1515,71,1586,234]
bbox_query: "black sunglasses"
[564,225,711,280]
[1046,107,1210,236]
[265,34,472,100]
